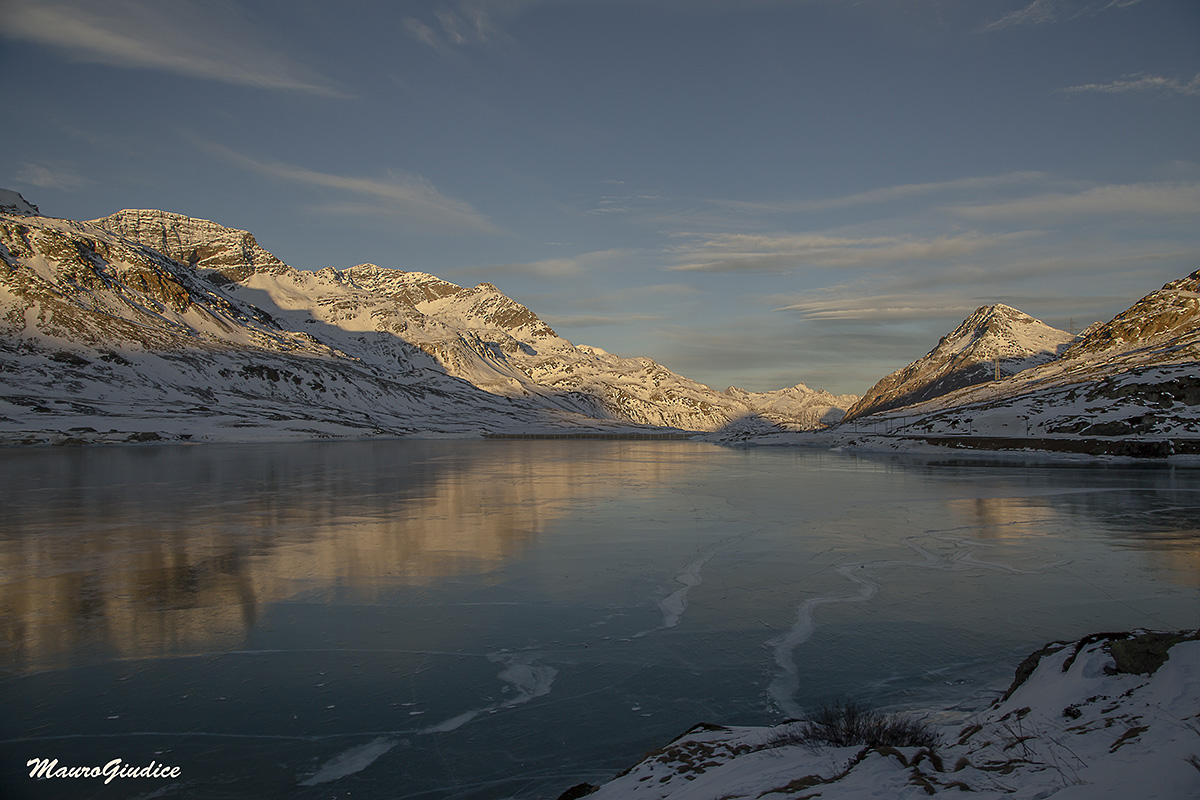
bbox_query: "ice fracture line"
[768,536,1070,719]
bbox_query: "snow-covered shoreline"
[5,419,1200,473]
[712,426,1200,467]
[566,630,1200,800]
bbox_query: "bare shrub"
[765,698,942,751]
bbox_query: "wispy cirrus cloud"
[0,0,345,96]
[772,246,1196,322]
[977,0,1061,32]
[668,231,1036,273]
[774,292,981,321]
[403,0,524,53]
[546,312,665,328]
[456,248,633,279]
[1060,72,1200,98]
[461,257,586,279]
[976,0,1142,33]
[710,172,1051,219]
[14,160,93,192]
[188,136,500,234]
[952,181,1200,222]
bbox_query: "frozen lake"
[1,440,1197,799]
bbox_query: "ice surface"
[0,442,1196,799]
[299,737,398,786]
[422,651,558,733]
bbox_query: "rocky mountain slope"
[0,197,855,445]
[804,269,1200,458]
[844,304,1073,421]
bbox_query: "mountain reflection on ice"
[0,441,1197,800]
[0,440,691,670]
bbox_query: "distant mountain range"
[3,190,1195,456]
[0,194,854,445]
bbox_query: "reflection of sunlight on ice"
[942,496,1062,537]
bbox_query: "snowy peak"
[845,304,1072,420]
[92,209,289,282]
[938,303,1070,362]
[0,189,39,217]
[341,264,461,305]
[418,281,562,344]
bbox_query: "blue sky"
[2,0,1198,394]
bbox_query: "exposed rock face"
[92,209,289,282]
[0,204,857,443]
[1064,268,1200,357]
[844,304,1073,421]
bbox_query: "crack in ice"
[633,535,744,638]
[422,652,557,734]
[768,536,1072,719]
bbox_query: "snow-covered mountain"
[0,189,38,217]
[844,304,1073,421]
[805,270,1200,458]
[0,202,855,444]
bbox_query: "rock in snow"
[0,199,855,444]
[573,630,1200,800]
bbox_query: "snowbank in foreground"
[571,631,1200,800]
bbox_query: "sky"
[1,0,1198,395]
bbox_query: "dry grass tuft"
[764,698,942,751]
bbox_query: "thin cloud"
[977,0,1059,32]
[1,0,345,96]
[713,172,1051,216]
[456,247,633,279]
[976,0,1142,33]
[403,0,522,53]
[546,313,664,327]
[774,292,981,321]
[189,135,500,234]
[473,257,586,278]
[1061,72,1200,98]
[668,231,1034,273]
[403,18,452,56]
[15,161,93,192]
[952,181,1200,222]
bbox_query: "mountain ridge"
[844,304,1074,421]
[0,198,856,445]
[804,269,1200,457]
